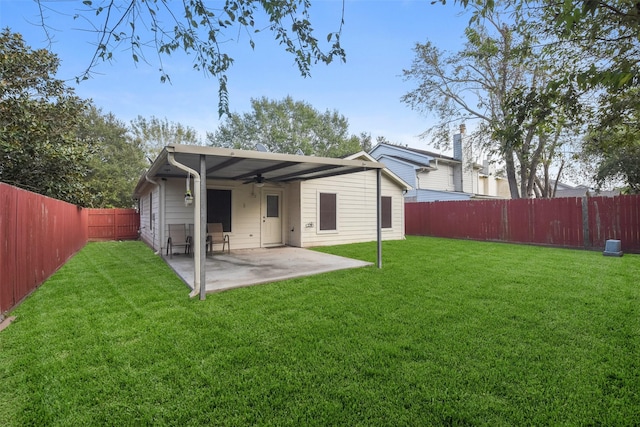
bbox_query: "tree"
[357,132,373,153]
[538,0,639,90]
[580,87,640,193]
[34,0,346,116]
[442,0,640,192]
[80,106,148,207]
[206,96,365,157]
[401,9,580,198]
[545,0,640,191]
[444,0,640,90]
[0,28,93,205]
[347,132,389,153]
[130,116,202,162]
[588,142,640,194]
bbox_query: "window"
[381,196,392,229]
[266,195,279,218]
[149,192,153,231]
[207,189,232,232]
[319,192,337,231]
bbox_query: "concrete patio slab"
[163,247,372,293]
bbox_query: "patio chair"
[166,224,191,258]
[207,223,230,254]
[187,223,194,242]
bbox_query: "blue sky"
[2,0,471,150]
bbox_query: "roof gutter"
[145,175,159,186]
[167,152,202,298]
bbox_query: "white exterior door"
[261,190,282,246]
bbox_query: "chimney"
[453,124,465,161]
[453,134,462,161]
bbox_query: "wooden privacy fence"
[405,195,640,253]
[88,208,140,241]
[1,183,88,314]
[1,183,141,315]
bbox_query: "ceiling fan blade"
[243,173,264,184]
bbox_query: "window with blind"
[319,192,337,231]
[381,196,392,229]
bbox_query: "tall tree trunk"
[533,179,543,197]
[551,159,565,198]
[504,148,520,199]
[519,154,529,198]
[526,131,545,198]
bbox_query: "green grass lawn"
[1,237,638,426]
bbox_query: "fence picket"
[1,183,140,314]
[406,195,640,253]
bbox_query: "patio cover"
[135,144,388,299]
[139,144,387,182]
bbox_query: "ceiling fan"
[243,173,267,187]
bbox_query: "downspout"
[144,174,160,254]
[167,152,201,298]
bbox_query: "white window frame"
[381,195,393,230]
[317,191,338,234]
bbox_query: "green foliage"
[1,238,639,425]
[0,28,93,205]
[206,96,365,157]
[80,106,148,207]
[356,131,379,153]
[401,10,579,198]
[581,87,640,193]
[440,0,640,192]
[130,115,202,162]
[591,143,640,194]
[444,0,640,91]
[37,0,346,116]
[541,0,640,90]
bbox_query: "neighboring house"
[369,137,508,202]
[133,145,410,255]
[552,181,620,198]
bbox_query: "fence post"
[581,196,591,249]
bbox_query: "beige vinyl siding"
[220,182,260,250]
[497,179,511,198]
[463,167,477,194]
[285,181,302,247]
[206,180,290,250]
[299,170,404,247]
[139,184,160,251]
[138,191,149,245]
[418,165,456,192]
[479,173,503,197]
[140,170,404,253]
[162,179,197,253]
[207,180,296,250]
[151,185,160,250]
[138,190,149,245]
[161,179,270,251]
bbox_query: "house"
[369,136,509,202]
[551,181,620,198]
[133,145,410,293]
